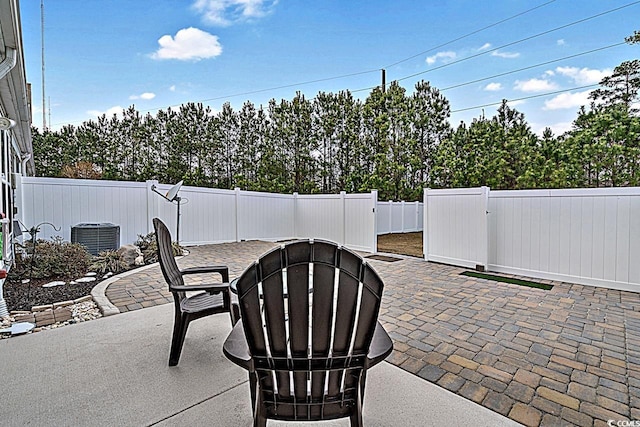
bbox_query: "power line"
[394,0,640,84]
[383,0,557,69]
[50,1,639,127]
[196,69,380,104]
[440,42,625,92]
[450,84,598,113]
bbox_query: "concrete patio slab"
[0,303,518,427]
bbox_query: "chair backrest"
[153,218,184,290]
[236,239,384,421]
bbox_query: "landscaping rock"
[42,281,66,288]
[117,244,143,267]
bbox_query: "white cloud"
[544,70,555,77]
[514,78,558,92]
[151,27,222,61]
[478,42,492,51]
[543,90,592,110]
[129,92,156,100]
[87,106,123,118]
[532,121,573,136]
[169,85,177,92]
[555,66,611,85]
[192,0,278,26]
[484,82,502,91]
[506,100,526,108]
[557,39,566,46]
[426,51,456,65]
[491,50,520,59]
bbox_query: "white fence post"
[234,187,241,242]
[371,190,378,253]
[293,192,298,239]
[340,191,346,246]
[423,188,429,260]
[480,186,490,272]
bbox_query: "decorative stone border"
[11,295,94,327]
[90,261,162,317]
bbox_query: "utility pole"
[381,69,386,92]
[41,0,46,130]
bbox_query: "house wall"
[0,0,34,316]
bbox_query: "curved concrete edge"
[90,262,161,317]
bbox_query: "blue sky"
[21,0,640,136]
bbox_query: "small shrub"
[90,250,128,275]
[8,237,92,280]
[134,231,183,264]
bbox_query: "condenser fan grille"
[71,223,120,255]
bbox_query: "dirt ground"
[377,231,423,258]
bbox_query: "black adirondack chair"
[153,218,233,366]
[223,239,393,427]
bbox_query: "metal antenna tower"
[41,0,46,130]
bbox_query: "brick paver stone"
[103,242,640,427]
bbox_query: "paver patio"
[104,241,640,427]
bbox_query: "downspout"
[0,47,17,317]
[0,47,17,80]
[20,153,31,175]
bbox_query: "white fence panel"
[344,192,377,252]
[423,187,489,270]
[376,201,423,234]
[157,185,238,246]
[296,193,346,245]
[488,187,640,292]
[296,192,376,252]
[16,177,377,253]
[17,177,149,246]
[376,202,391,234]
[237,190,295,242]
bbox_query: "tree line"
[31,34,640,201]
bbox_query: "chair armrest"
[170,283,229,294]
[223,320,252,370]
[365,321,394,368]
[181,265,229,282]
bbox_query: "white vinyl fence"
[423,186,640,293]
[423,187,489,270]
[376,201,423,235]
[15,177,378,253]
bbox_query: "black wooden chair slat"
[224,239,393,427]
[153,218,233,366]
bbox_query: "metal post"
[176,196,181,245]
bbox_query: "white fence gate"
[15,177,378,253]
[423,186,640,293]
[423,187,489,270]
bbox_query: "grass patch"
[461,271,553,290]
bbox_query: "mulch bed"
[4,277,98,312]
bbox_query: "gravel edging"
[91,261,161,317]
